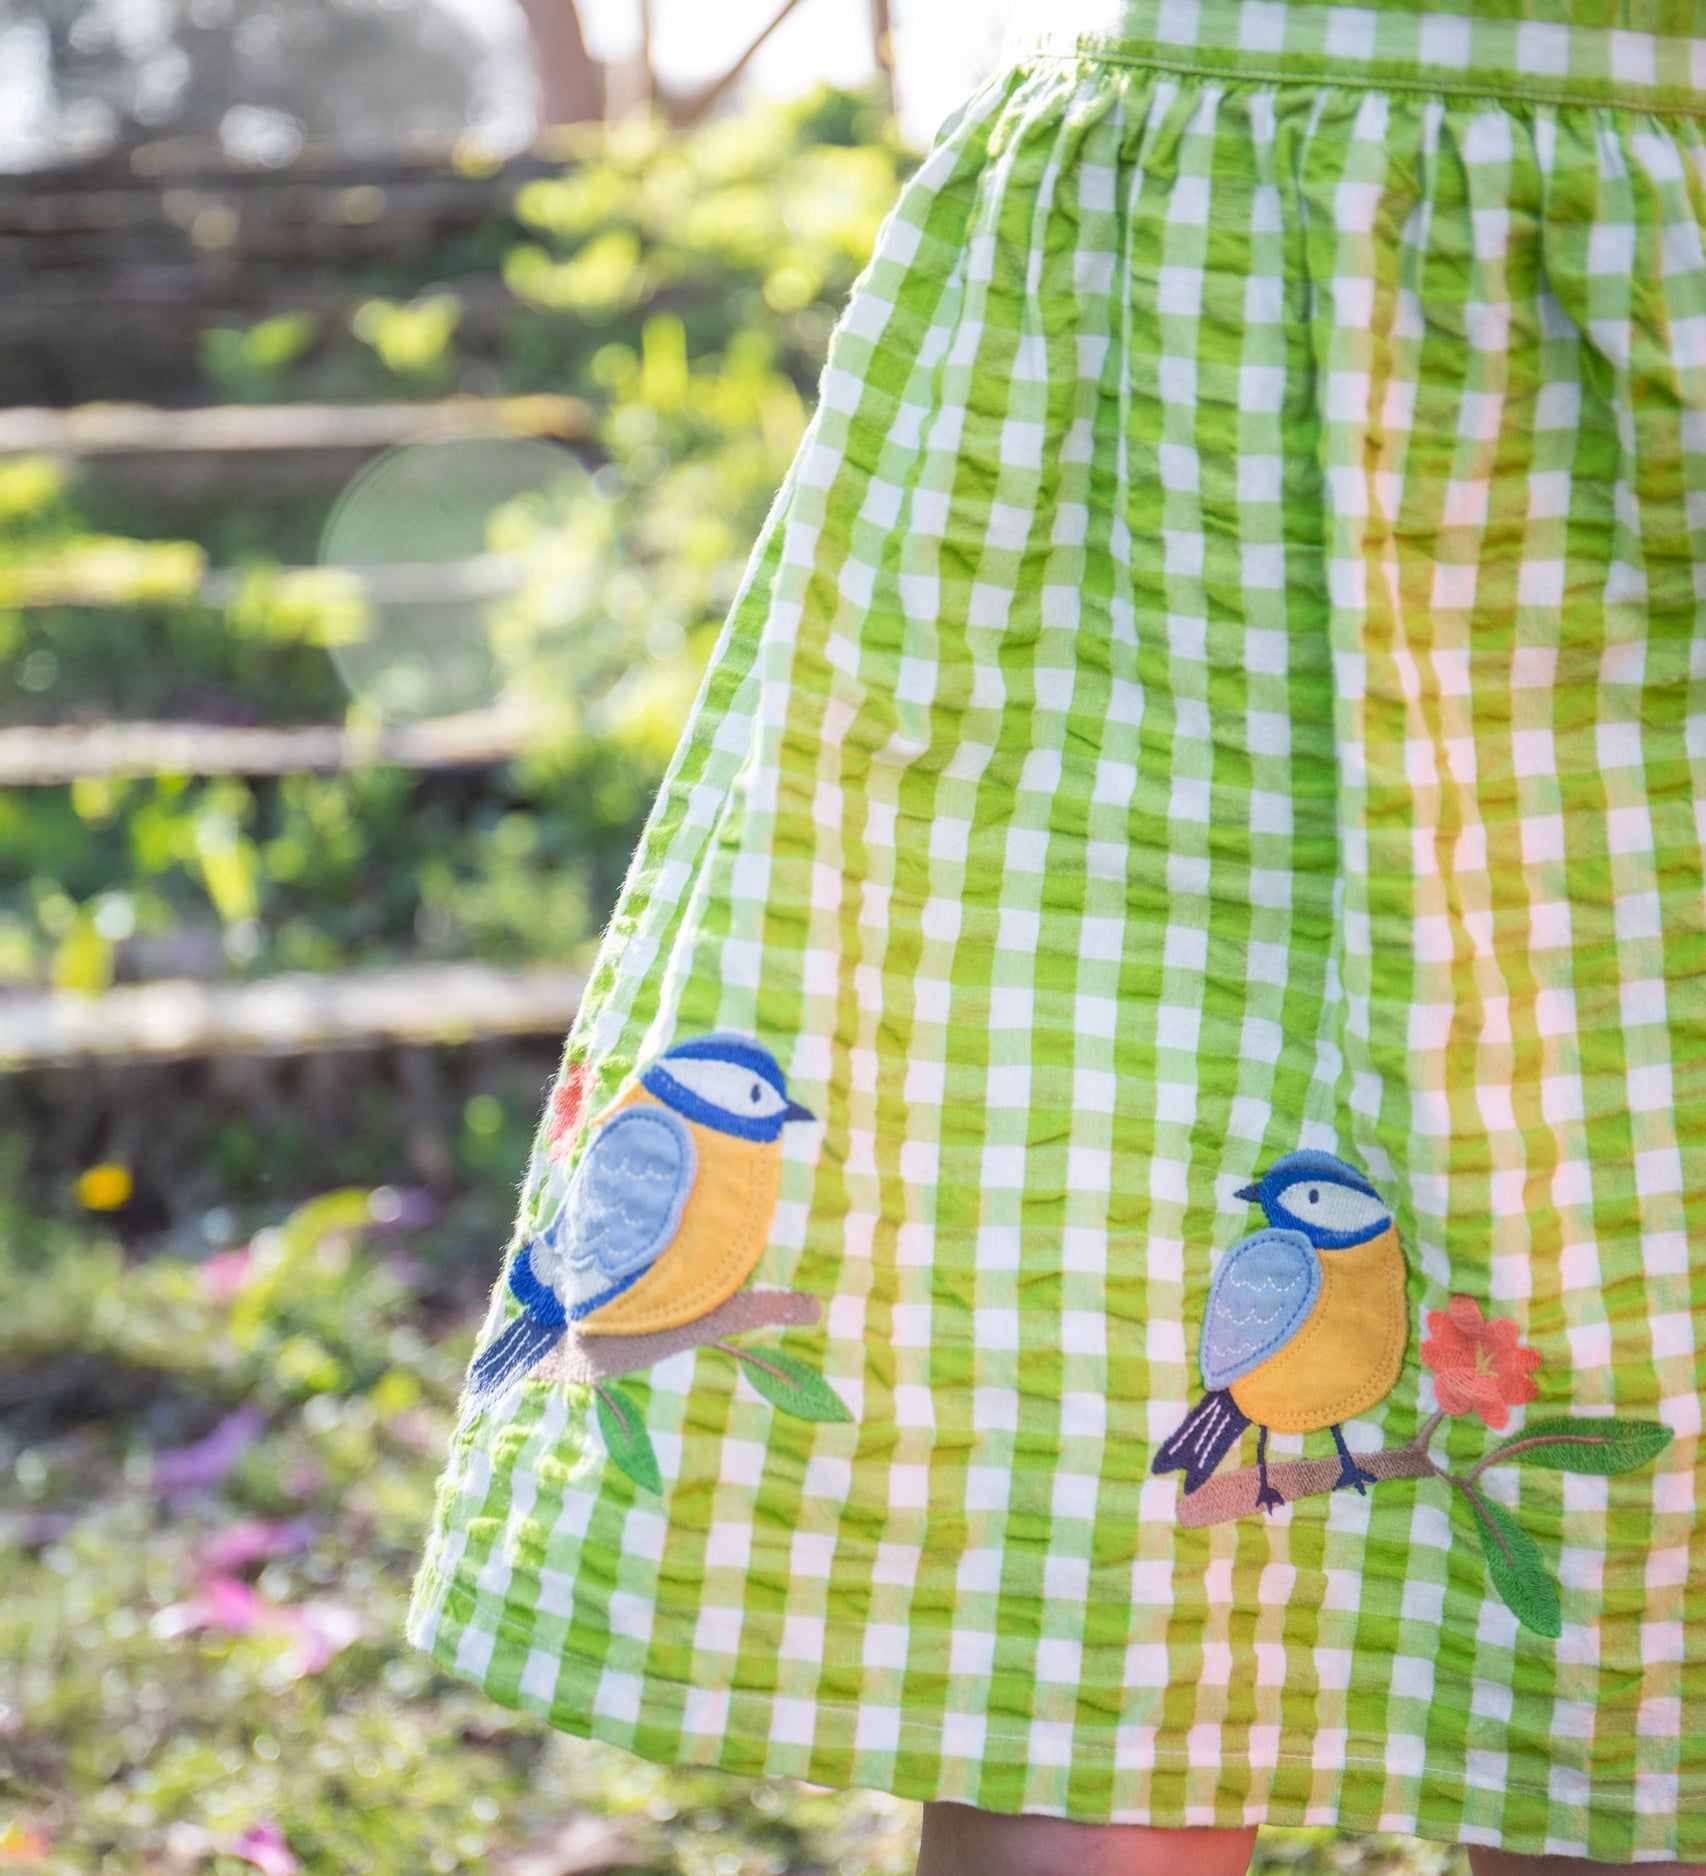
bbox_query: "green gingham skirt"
[412,0,1706,1854]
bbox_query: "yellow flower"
[75,1163,133,1211]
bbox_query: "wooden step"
[0,394,593,457]
[0,707,546,784]
[0,961,586,1067]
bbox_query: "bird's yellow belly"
[577,1085,780,1335]
[1229,1227,1407,1433]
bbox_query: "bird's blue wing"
[1198,1227,1320,1389]
[546,1106,697,1313]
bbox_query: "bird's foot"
[1255,1480,1287,1514]
[1327,1423,1378,1495]
[1332,1458,1379,1495]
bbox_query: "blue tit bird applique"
[1150,1149,1409,1513]
[465,1032,815,1407]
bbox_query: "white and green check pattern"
[412,1,1706,1855]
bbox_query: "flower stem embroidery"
[1175,1295,1673,1640]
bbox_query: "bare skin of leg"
[914,1812,1706,1876]
[1467,1856,1706,1876]
[915,1805,1259,1876]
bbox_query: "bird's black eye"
[1309,1188,1320,1205]
[751,1082,762,1103]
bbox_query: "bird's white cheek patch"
[1275,1180,1387,1239]
[658,1056,786,1122]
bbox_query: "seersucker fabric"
[413,1,1706,1854]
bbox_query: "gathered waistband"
[1001,0,1706,114]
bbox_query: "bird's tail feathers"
[1150,1389,1252,1493]
[467,1311,564,1409]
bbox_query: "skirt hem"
[411,1564,1705,1857]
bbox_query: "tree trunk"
[515,0,606,127]
[870,0,894,113]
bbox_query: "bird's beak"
[1234,1182,1261,1203]
[784,1100,816,1124]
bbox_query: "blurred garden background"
[0,2,1473,1871]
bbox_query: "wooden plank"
[0,395,594,457]
[0,276,518,336]
[2,551,532,611]
[0,708,544,785]
[0,962,586,1068]
[0,138,574,197]
[0,170,549,238]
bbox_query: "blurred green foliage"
[0,86,909,999]
[349,296,462,382]
[0,1189,1468,1874]
[0,1189,930,1874]
[199,316,324,405]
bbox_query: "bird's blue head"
[1235,1149,1391,1250]
[640,1032,815,1143]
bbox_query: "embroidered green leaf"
[1462,1489,1561,1639]
[1481,1416,1672,1476]
[594,1383,662,1495]
[730,1346,851,1423]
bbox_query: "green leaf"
[731,1346,851,1423]
[594,1383,662,1494]
[1462,1490,1561,1639]
[1481,1416,1672,1476]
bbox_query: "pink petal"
[1480,1316,1523,1354]
[1458,1368,1504,1404]
[200,1247,255,1302]
[1450,1370,1511,1428]
[228,1823,300,1876]
[204,1574,271,1627]
[277,1599,363,1677]
[1495,1364,1541,1407]
[153,1404,265,1496]
[1420,1323,1475,1374]
[1446,1293,1488,1334]
[1431,1370,1477,1416]
[154,1575,268,1640]
[200,1518,315,1577]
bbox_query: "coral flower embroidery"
[1420,1293,1542,1430]
[546,1062,593,1160]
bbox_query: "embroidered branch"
[1176,1409,1450,1528]
[1175,1404,1675,1544]
[530,1287,822,1385]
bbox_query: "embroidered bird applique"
[1150,1149,1409,1512]
[465,1032,815,1407]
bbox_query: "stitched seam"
[583,1107,695,1277]
[1026,47,1706,118]
[1202,1233,1318,1387]
[415,1565,1701,1804]
[606,1147,772,1332]
[1309,1251,1404,1422]
[1245,1241,1406,1427]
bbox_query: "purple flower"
[152,1405,265,1497]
